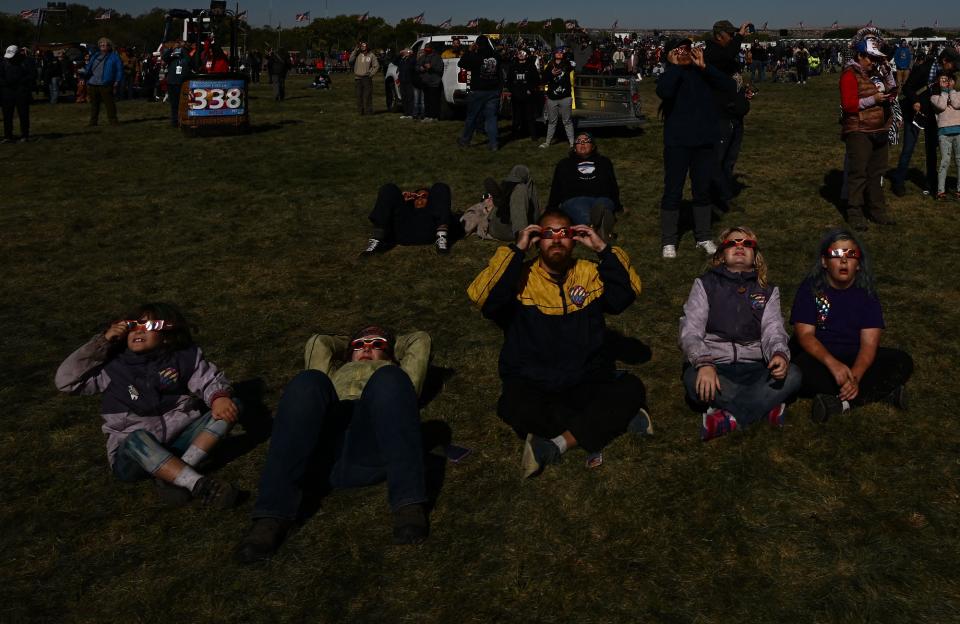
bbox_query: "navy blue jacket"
[656,63,735,147]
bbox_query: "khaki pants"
[844,131,888,214]
[354,76,373,114]
[88,84,118,125]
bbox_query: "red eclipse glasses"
[824,247,861,259]
[350,336,390,351]
[125,319,174,332]
[719,238,759,251]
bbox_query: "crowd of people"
[18,18,956,566]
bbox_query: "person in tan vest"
[839,29,897,231]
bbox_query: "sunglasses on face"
[719,238,759,251]
[574,138,593,145]
[824,247,861,259]
[350,336,390,351]
[125,319,174,332]
[540,227,575,239]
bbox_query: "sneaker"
[701,408,737,441]
[153,478,192,507]
[811,393,844,424]
[521,433,562,478]
[399,115,411,119]
[538,142,550,149]
[955,192,960,201]
[936,192,948,201]
[392,503,429,545]
[234,517,291,564]
[191,476,240,509]
[361,238,384,256]
[435,233,449,255]
[767,402,786,427]
[627,408,654,436]
[868,210,897,225]
[0,138,11,144]
[661,244,677,259]
[885,384,908,410]
[696,240,718,255]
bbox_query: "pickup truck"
[384,34,479,119]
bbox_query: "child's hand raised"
[104,320,129,342]
[212,396,240,423]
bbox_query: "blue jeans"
[112,411,231,482]
[751,60,765,83]
[252,368,426,520]
[559,196,615,225]
[683,362,802,427]
[461,89,500,149]
[893,115,939,191]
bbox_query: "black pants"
[168,82,183,126]
[510,92,539,139]
[422,85,441,119]
[1,94,30,139]
[355,76,373,114]
[368,182,452,244]
[497,373,646,453]
[790,345,913,406]
[712,117,743,203]
[400,82,415,116]
[661,144,714,245]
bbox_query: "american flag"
[866,19,873,27]
[831,21,839,30]
[495,19,504,30]
[761,21,768,30]
[466,18,479,28]
[19,8,39,19]
[611,20,618,31]
[410,12,424,25]
[295,11,310,22]
[934,19,940,27]
[95,10,112,20]
[438,18,452,29]
[236,10,247,22]
[798,21,804,29]
[357,12,368,22]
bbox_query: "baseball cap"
[4,45,17,59]
[665,37,693,54]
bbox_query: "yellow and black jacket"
[468,245,641,390]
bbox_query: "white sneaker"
[399,115,411,119]
[538,142,550,149]
[696,240,718,255]
[661,244,677,259]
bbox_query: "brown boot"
[868,208,897,225]
[846,207,868,232]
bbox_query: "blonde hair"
[97,37,113,48]
[710,225,769,287]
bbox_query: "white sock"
[550,435,568,454]
[841,400,851,412]
[171,465,202,492]
[180,445,207,467]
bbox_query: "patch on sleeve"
[749,292,767,310]
[569,285,587,307]
[127,385,140,401]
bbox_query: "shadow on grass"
[121,116,167,124]
[819,169,848,220]
[203,377,273,474]
[605,328,652,365]
[248,119,305,134]
[420,365,455,408]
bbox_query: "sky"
[0,0,954,30]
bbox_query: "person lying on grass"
[467,210,651,478]
[234,325,432,564]
[789,228,913,423]
[361,182,454,256]
[55,302,241,508]
[679,226,801,441]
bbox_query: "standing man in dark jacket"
[891,47,959,197]
[1,45,33,142]
[417,43,443,122]
[705,20,753,213]
[457,35,501,151]
[42,50,62,104]
[162,41,193,127]
[507,49,540,141]
[397,48,416,118]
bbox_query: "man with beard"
[467,211,651,478]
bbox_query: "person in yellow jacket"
[234,326,432,563]
[467,210,652,478]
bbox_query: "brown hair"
[710,225,769,287]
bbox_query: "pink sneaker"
[701,409,738,441]
[767,402,786,427]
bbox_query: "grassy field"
[2,73,959,623]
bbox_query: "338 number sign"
[186,79,247,117]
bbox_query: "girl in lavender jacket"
[679,226,802,441]
[56,302,240,508]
